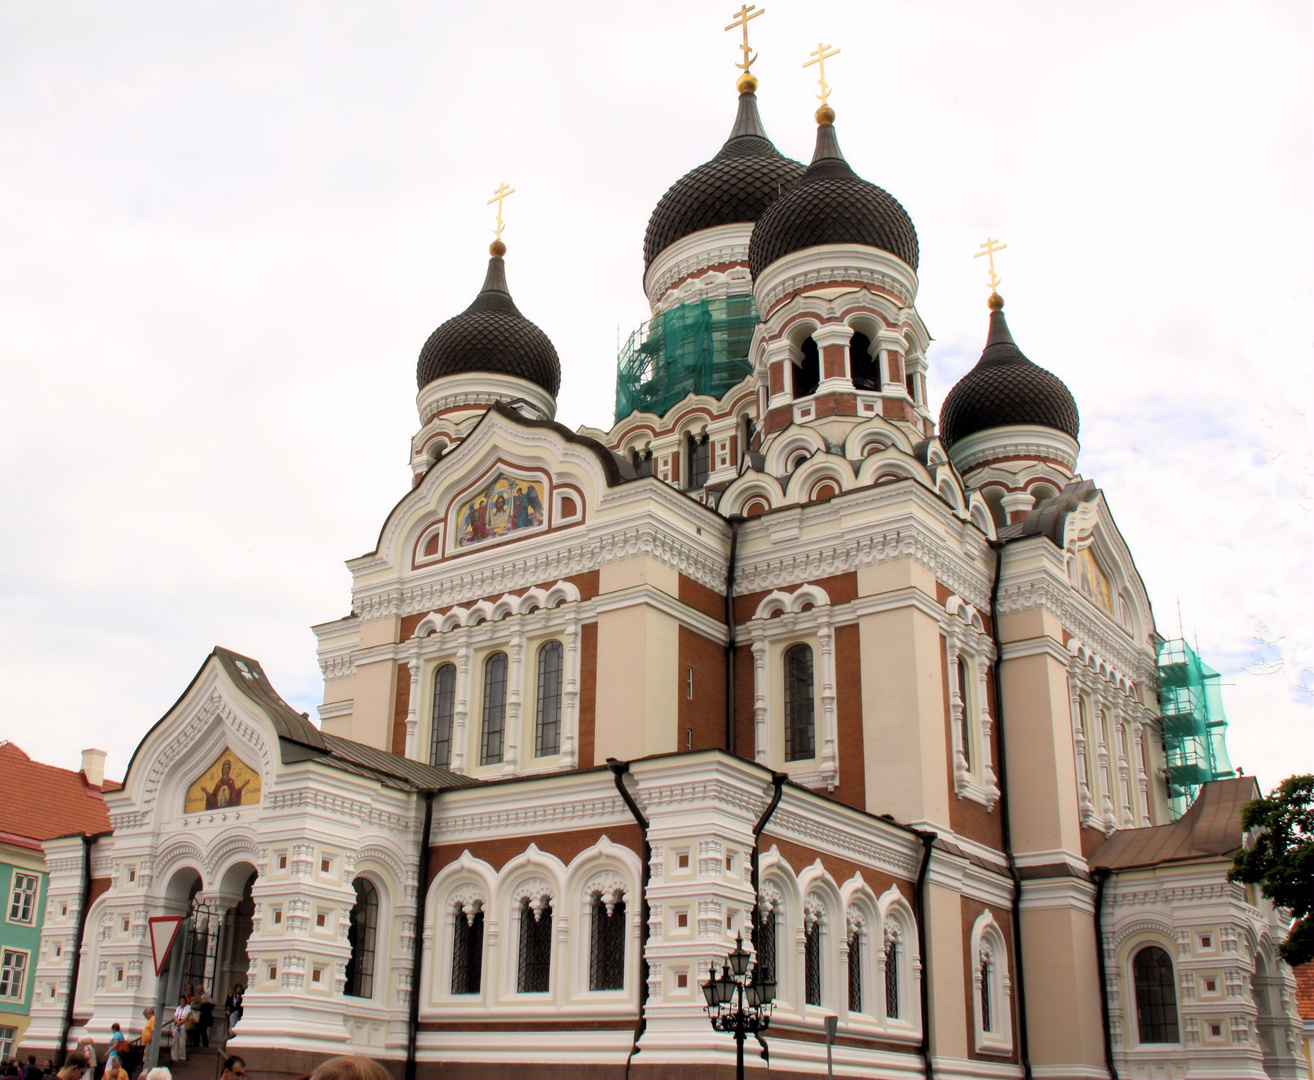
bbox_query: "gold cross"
[803,42,840,107]
[487,182,516,241]
[974,236,1007,293]
[725,5,764,73]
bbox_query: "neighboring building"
[0,742,113,1056]
[18,56,1310,1080]
[1296,963,1314,1075]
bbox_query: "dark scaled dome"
[643,91,805,269]
[938,302,1080,450]
[748,119,918,278]
[417,255,561,396]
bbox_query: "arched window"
[687,432,710,489]
[344,878,378,998]
[850,332,879,390]
[884,931,900,1020]
[535,642,564,757]
[480,652,508,766]
[804,910,822,1007]
[1133,945,1179,1043]
[450,903,484,995]
[784,644,815,762]
[980,949,993,1032]
[795,338,821,399]
[905,371,917,401]
[588,891,626,991]
[847,925,862,1013]
[958,656,973,771]
[430,663,456,769]
[740,414,754,465]
[517,895,553,993]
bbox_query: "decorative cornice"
[951,426,1079,474]
[643,223,754,306]
[752,244,919,321]
[355,521,728,622]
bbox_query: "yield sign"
[148,916,184,976]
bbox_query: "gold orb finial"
[490,239,507,258]
[737,71,758,93]
[815,104,835,125]
[988,291,1003,311]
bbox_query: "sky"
[1,0,1310,795]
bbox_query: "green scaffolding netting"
[615,295,759,424]
[1156,637,1236,818]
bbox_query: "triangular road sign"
[148,916,184,976]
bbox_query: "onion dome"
[748,115,918,278]
[643,90,805,269]
[938,297,1080,450]
[416,251,561,396]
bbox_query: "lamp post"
[700,933,775,1080]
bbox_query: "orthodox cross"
[974,236,1007,293]
[803,42,840,106]
[725,5,764,73]
[487,183,516,241]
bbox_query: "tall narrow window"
[795,338,821,398]
[740,414,754,465]
[430,663,456,769]
[980,954,993,1032]
[450,905,484,995]
[784,644,815,761]
[804,916,822,1007]
[905,372,916,400]
[885,935,900,1019]
[535,641,564,757]
[687,432,710,489]
[847,927,862,1012]
[1132,946,1179,1043]
[957,657,972,770]
[480,652,508,766]
[8,874,38,924]
[588,892,626,991]
[0,951,28,1000]
[344,878,378,998]
[755,906,777,986]
[849,332,878,390]
[517,896,553,993]
[631,448,653,476]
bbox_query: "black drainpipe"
[988,538,1032,1080]
[608,760,650,1080]
[404,790,437,1080]
[1092,868,1118,1079]
[724,516,743,755]
[913,828,937,1080]
[749,771,786,1066]
[59,832,99,1065]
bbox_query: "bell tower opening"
[849,331,878,390]
[795,338,821,399]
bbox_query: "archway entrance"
[216,869,256,1003]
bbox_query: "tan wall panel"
[350,658,397,751]
[599,555,678,597]
[594,604,648,762]
[1000,653,1082,855]
[859,606,951,827]
[643,607,680,756]
[856,557,937,599]
[925,881,968,1059]
[1020,905,1106,1070]
[359,615,401,648]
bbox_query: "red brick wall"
[391,662,410,757]
[678,626,727,752]
[960,897,1019,1063]
[831,623,866,811]
[578,621,598,768]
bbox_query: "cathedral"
[18,31,1309,1080]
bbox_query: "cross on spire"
[803,42,841,108]
[725,5,764,73]
[487,183,516,243]
[974,236,1008,296]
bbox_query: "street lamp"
[700,933,774,1080]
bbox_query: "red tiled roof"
[1294,963,1314,1021]
[0,742,113,847]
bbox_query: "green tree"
[1229,774,1314,966]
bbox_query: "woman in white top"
[171,994,192,1063]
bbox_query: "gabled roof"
[1090,775,1260,871]
[123,647,473,795]
[0,742,113,849]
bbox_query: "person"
[53,1054,87,1080]
[196,988,214,1048]
[106,1026,125,1066]
[73,1041,96,1077]
[225,984,244,1028]
[218,1057,245,1080]
[100,1058,125,1080]
[144,1070,171,1080]
[170,994,191,1063]
[21,1058,41,1080]
[307,1058,392,1080]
